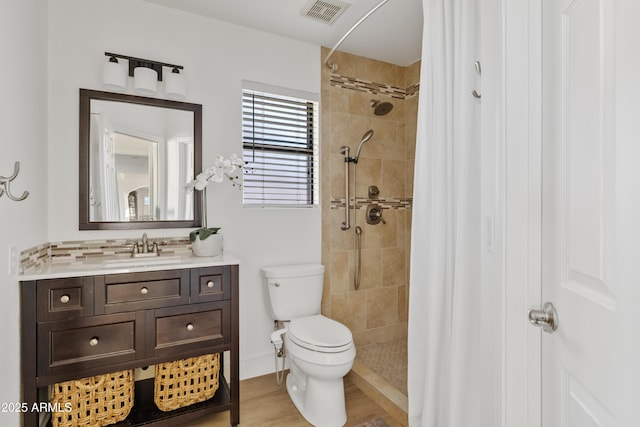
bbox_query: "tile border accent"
[330,197,413,210]
[330,74,420,99]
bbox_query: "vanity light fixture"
[134,66,158,96]
[101,55,127,91]
[165,67,187,99]
[101,52,186,99]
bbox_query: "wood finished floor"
[184,373,405,427]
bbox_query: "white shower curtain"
[408,0,481,426]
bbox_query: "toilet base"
[286,368,347,427]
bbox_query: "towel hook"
[474,61,482,76]
[472,61,482,99]
[0,161,30,201]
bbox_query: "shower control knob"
[366,204,386,225]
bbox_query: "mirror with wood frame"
[79,89,202,230]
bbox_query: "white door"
[540,0,640,425]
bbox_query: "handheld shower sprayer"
[353,130,374,163]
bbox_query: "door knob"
[528,302,558,333]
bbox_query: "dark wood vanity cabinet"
[21,264,239,427]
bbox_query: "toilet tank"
[261,264,325,321]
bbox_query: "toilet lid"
[288,315,353,353]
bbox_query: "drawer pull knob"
[140,287,149,295]
[60,295,70,304]
[186,323,194,332]
[207,280,215,288]
[89,337,99,347]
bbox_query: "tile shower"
[320,47,419,397]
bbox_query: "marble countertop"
[19,253,241,281]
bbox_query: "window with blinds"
[242,86,319,207]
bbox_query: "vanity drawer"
[190,266,231,302]
[148,301,230,357]
[95,269,189,314]
[36,277,93,321]
[38,311,144,377]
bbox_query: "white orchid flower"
[184,153,244,191]
[194,172,209,190]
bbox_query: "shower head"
[354,129,374,161]
[371,99,394,116]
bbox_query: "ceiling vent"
[301,0,351,25]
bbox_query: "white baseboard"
[240,351,290,380]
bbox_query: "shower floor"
[357,337,408,396]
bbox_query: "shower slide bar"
[324,0,390,72]
[340,146,351,230]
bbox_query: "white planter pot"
[191,233,223,257]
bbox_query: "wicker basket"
[51,370,134,427]
[154,353,220,412]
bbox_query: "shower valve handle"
[366,204,386,225]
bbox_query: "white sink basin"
[86,255,184,269]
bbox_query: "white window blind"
[242,85,319,207]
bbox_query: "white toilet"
[262,264,356,427]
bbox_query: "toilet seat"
[288,315,353,353]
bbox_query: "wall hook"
[0,161,30,201]
[472,61,482,99]
[474,61,482,76]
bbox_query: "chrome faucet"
[131,233,159,257]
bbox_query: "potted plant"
[185,154,243,256]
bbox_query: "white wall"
[47,0,321,379]
[0,1,48,425]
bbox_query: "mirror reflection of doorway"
[127,186,151,221]
[114,132,157,221]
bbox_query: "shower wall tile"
[405,159,415,200]
[397,286,408,322]
[330,112,374,152]
[359,248,383,290]
[366,287,398,329]
[353,322,408,347]
[327,49,404,88]
[405,212,413,287]
[355,158,382,197]
[381,159,406,197]
[364,209,397,249]
[330,250,350,294]
[406,60,421,87]
[395,210,407,249]
[330,209,355,251]
[331,291,367,333]
[328,85,349,114]
[383,247,405,287]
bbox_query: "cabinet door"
[147,301,230,358]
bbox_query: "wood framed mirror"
[79,89,202,230]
